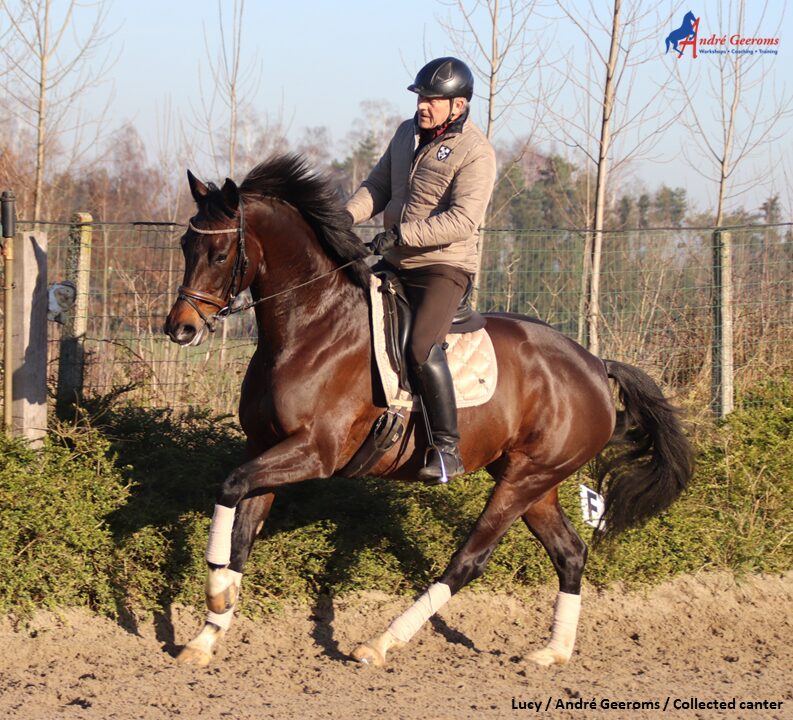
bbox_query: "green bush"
[0,382,790,618]
[583,380,793,585]
[0,425,128,615]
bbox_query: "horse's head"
[164,170,251,346]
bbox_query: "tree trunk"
[473,0,499,309]
[486,0,498,142]
[33,0,51,220]
[587,0,620,356]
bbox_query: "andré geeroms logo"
[664,10,780,59]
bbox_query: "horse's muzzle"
[164,307,208,346]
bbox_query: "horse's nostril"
[167,323,197,345]
[178,324,197,342]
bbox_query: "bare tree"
[335,99,402,196]
[587,0,619,357]
[190,0,263,180]
[153,96,194,224]
[540,1,682,353]
[671,1,791,416]
[438,0,546,305]
[296,126,334,172]
[189,0,265,365]
[439,0,542,140]
[673,0,792,226]
[0,0,115,218]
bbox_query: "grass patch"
[0,381,790,619]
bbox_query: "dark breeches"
[399,263,470,365]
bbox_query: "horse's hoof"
[176,645,213,667]
[351,643,386,667]
[528,647,570,667]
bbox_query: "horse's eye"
[215,253,228,264]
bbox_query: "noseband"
[178,200,249,333]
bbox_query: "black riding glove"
[370,227,401,255]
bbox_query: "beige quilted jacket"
[345,116,496,273]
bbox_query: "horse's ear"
[187,170,209,204]
[220,177,240,211]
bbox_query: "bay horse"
[164,155,692,669]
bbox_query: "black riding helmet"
[408,57,474,101]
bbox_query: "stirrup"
[418,446,465,484]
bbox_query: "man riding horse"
[345,56,497,483]
[165,55,691,671]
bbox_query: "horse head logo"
[665,11,699,58]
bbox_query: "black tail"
[595,360,693,540]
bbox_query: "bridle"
[177,197,360,333]
[177,199,249,333]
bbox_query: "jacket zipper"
[400,130,461,231]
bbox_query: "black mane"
[239,154,370,289]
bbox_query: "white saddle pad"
[369,275,498,410]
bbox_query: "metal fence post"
[56,212,92,417]
[712,229,735,417]
[1,191,16,432]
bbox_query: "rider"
[345,57,497,482]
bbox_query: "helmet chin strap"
[443,98,456,126]
[429,99,457,132]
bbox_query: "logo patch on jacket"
[436,145,452,161]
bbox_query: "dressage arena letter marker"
[387,582,452,643]
[579,484,605,529]
[206,504,236,565]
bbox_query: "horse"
[164,154,693,669]
[665,11,698,55]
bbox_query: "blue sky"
[104,0,448,151]
[62,1,793,216]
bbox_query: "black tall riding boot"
[413,343,465,483]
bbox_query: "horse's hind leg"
[352,455,536,667]
[521,487,587,666]
[177,492,274,666]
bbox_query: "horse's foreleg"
[521,488,587,667]
[178,434,326,666]
[352,471,531,667]
[177,493,275,666]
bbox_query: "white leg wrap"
[547,591,581,658]
[387,582,452,644]
[206,504,236,565]
[206,608,235,631]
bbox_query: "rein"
[178,199,359,333]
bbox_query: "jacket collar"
[414,107,469,149]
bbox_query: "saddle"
[339,269,495,479]
[376,269,486,394]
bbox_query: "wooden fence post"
[712,229,734,417]
[56,213,92,417]
[11,231,48,445]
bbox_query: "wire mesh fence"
[10,220,793,417]
[34,220,256,416]
[479,225,792,412]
